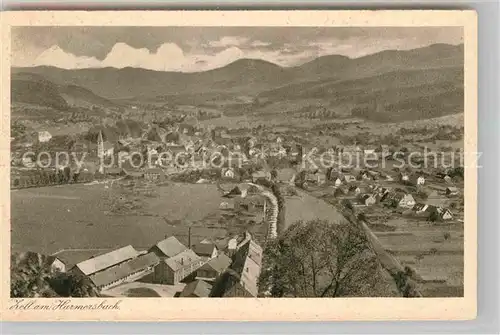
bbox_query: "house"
[210,239,263,297]
[226,237,239,257]
[385,192,416,209]
[343,174,357,183]
[414,204,453,221]
[333,177,343,187]
[234,195,265,214]
[438,207,454,220]
[196,253,232,283]
[444,175,453,184]
[180,280,213,297]
[38,131,52,143]
[191,242,218,260]
[252,171,271,183]
[221,167,236,179]
[105,167,124,177]
[414,175,425,186]
[349,185,362,195]
[153,249,203,285]
[71,245,139,277]
[89,252,159,291]
[144,168,165,182]
[399,172,410,183]
[101,142,114,158]
[277,168,296,185]
[165,145,186,156]
[358,194,376,206]
[45,256,66,273]
[149,236,188,259]
[379,144,391,158]
[446,187,459,196]
[123,169,144,179]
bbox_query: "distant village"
[11,117,464,297]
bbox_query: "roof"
[164,249,201,272]
[151,236,187,258]
[103,142,114,150]
[446,186,459,192]
[198,253,232,274]
[210,239,262,297]
[252,171,270,178]
[105,167,123,174]
[75,245,139,276]
[89,252,159,288]
[180,280,212,297]
[192,243,217,257]
[145,168,164,175]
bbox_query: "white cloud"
[206,36,249,48]
[250,40,272,47]
[20,43,252,72]
[13,34,464,72]
[29,45,101,69]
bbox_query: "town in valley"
[10,27,465,298]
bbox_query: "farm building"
[196,253,232,283]
[149,236,188,259]
[45,256,66,273]
[71,245,139,277]
[210,239,263,297]
[192,242,218,260]
[180,280,212,297]
[152,249,203,285]
[446,187,459,196]
[89,252,159,291]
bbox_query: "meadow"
[10,183,227,256]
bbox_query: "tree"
[50,272,100,297]
[259,219,380,297]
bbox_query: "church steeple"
[97,130,104,174]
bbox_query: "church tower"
[97,130,104,174]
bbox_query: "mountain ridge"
[12,43,464,99]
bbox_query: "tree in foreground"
[259,219,382,297]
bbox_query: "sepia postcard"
[0,10,477,321]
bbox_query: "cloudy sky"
[12,27,463,72]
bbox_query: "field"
[371,218,464,297]
[11,183,229,256]
[11,181,273,261]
